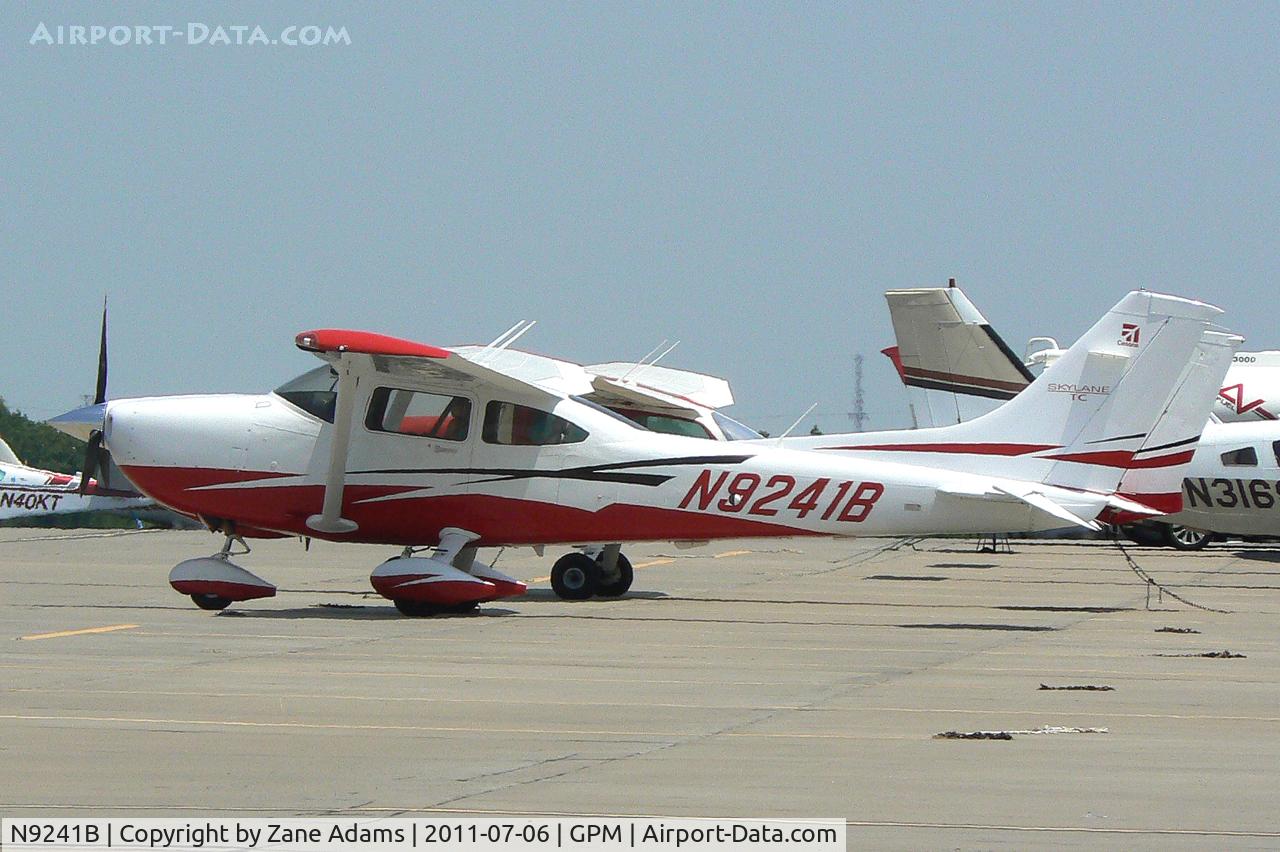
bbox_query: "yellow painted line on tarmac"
[532,556,677,584]
[713,549,751,559]
[19,624,138,641]
[633,558,674,568]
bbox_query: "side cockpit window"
[482,401,587,445]
[366,387,471,441]
[1221,446,1258,467]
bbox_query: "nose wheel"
[191,593,233,611]
[169,533,277,611]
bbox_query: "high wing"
[295,329,589,533]
[297,330,593,401]
[446,345,596,398]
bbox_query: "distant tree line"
[0,397,85,473]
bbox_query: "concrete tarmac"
[1,529,1278,848]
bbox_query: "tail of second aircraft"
[882,287,1034,427]
[801,290,1225,500]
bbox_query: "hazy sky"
[2,3,1276,433]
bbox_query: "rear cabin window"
[1273,441,1280,467]
[1221,446,1258,467]
[366,388,471,441]
[482,401,588,445]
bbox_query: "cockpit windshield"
[274,366,338,422]
[712,411,764,441]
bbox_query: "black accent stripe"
[463,470,674,487]
[981,324,1038,383]
[1134,436,1200,455]
[902,377,1020,401]
[350,454,755,488]
[1086,432,1148,445]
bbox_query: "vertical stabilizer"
[0,436,20,466]
[798,291,1224,497]
[884,288,1033,427]
[1109,329,1241,515]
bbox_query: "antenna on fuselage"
[776,401,819,443]
[620,340,680,383]
[477,320,537,363]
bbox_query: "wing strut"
[306,356,360,534]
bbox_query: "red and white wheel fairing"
[168,556,276,602]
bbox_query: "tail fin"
[1108,329,1241,517]
[884,287,1032,427]
[823,291,1223,495]
[0,436,20,466]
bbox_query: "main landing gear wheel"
[445,600,480,614]
[551,552,600,600]
[595,553,633,597]
[1164,524,1212,551]
[191,593,232,611]
[1119,522,1165,547]
[393,599,441,617]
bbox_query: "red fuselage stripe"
[822,443,1059,456]
[119,465,825,547]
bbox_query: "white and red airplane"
[0,435,150,521]
[49,291,1225,615]
[955,295,1280,425]
[1028,345,1280,423]
[879,283,1267,549]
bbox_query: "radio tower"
[849,353,869,432]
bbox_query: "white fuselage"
[0,460,150,521]
[96,389,1107,547]
[1166,421,1280,537]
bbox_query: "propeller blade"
[94,299,109,405]
[78,431,103,495]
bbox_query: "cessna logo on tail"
[1119,323,1141,348]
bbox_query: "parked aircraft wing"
[586,363,735,410]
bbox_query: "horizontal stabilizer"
[1105,493,1168,518]
[939,481,1099,530]
[996,486,1101,531]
